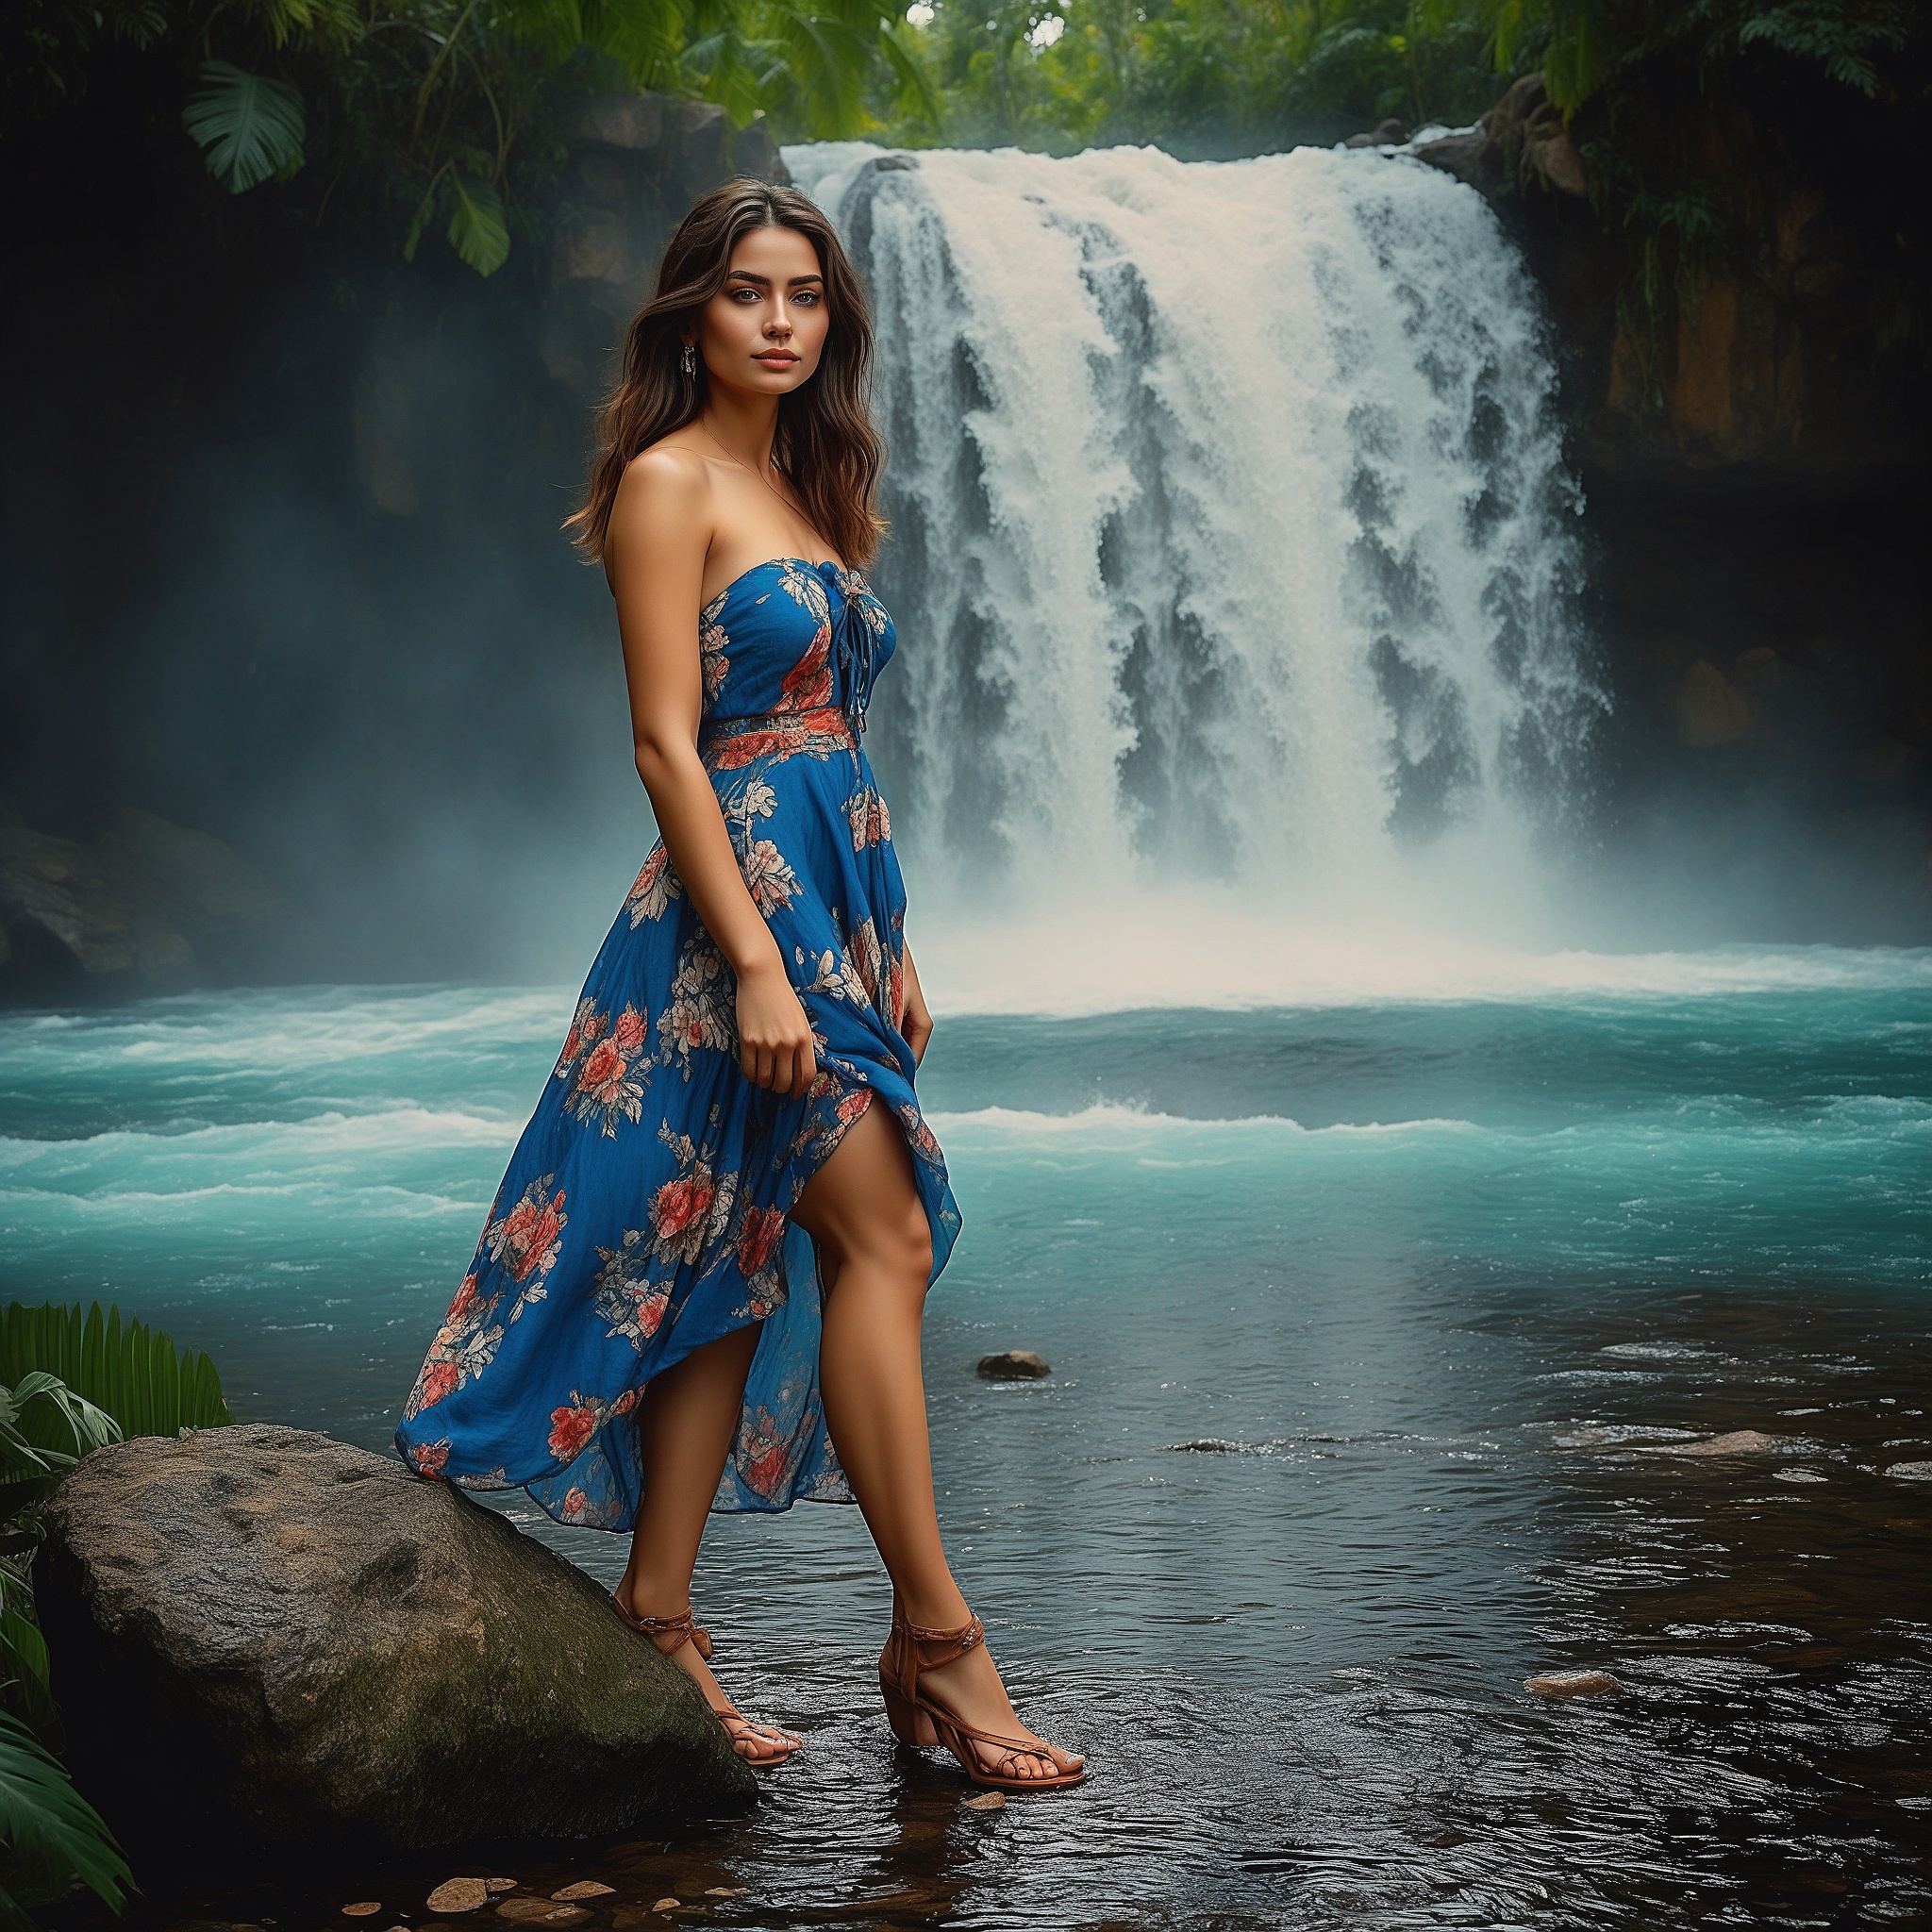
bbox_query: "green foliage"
[8,0,933,274]
[182,58,308,190]
[0,1363,132,1927]
[0,1304,232,1445]
[881,0,1918,155]
[0,1307,233,1924]
[0,1710,132,1926]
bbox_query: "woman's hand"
[901,946,934,1068]
[737,952,818,1095]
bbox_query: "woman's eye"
[794,291,820,306]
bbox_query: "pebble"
[426,1882,491,1915]
[1886,1459,1932,1481]
[1524,1669,1623,1698]
[495,1904,587,1925]
[341,1908,382,1920]
[962,1790,1006,1810]
[976,1350,1050,1380]
[651,1903,679,1915]
[486,1883,517,1895]
[549,1886,614,1902]
[1774,1468,1827,1483]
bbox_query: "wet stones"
[426,1883,491,1915]
[1885,1459,1932,1481]
[977,1350,1051,1380]
[1524,1670,1624,1698]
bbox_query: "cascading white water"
[786,142,1604,1005]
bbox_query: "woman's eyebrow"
[724,269,824,287]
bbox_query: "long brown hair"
[570,177,885,568]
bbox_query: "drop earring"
[681,343,697,378]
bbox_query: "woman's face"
[694,225,830,398]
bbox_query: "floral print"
[395,558,961,1529]
[845,785,891,851]
[626,845,682,926]
[658,934,737,1075]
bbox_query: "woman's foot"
[614,1586,802,1766]
[882,1619,1084,1786]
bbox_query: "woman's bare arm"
[901,943,933,1067]
[605,452,818,1096]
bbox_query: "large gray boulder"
[37,1425,755,1875]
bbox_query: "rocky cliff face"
[1398,68,1930,932]
[1413,71,1927,489]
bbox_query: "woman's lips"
[755,352,798,367]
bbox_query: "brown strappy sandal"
[612,1597,802,1766]
[878,1613,1085,1792]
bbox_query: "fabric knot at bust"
[820,561,878,735]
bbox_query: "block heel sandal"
[878,1612,1085,1791]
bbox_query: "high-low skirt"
[393,704,960,1529]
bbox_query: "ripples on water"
[4,977,1928,1928]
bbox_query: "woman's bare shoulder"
[608,441,715,567]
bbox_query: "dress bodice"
[699,558,896,732]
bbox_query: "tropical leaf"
[182,60,308,193]
[0,1611,59,1755]
[0,1305,232,1441]
[0,1711,131,1917]
[446,172,510,274]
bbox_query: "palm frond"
[0,1711,132,1917]
[446,169,510,273]
[0,1304,233,1441]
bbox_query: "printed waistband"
[699,705,858,771]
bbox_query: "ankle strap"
[900,1612,984,1659]
[614,1597,713,1660]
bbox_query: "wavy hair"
[569,177,885,568]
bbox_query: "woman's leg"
[791,1099,1081,1781]
[615,1324,802,1762]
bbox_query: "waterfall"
[786,142,1603,1004]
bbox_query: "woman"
[394,179,1082,1792]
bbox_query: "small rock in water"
[342,1907,383,1919]
[549,1886,613,1902]
[962,1790,1006,1810]
[1643,1429,1782,1457]
[1885,1460,1932,1481]
[703,1890,748,1899]
[651,1903,680,1915]
[427,1882,491,1916]
[496,1906,588,1926]
[1524,1670,1623,1699]
[1774,1468,1827,1484]
[485,1882,517,1895]
[977,1350,1050,1380]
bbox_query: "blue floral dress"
[394,558,961,1528]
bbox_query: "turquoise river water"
[3,959,1929,1929]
